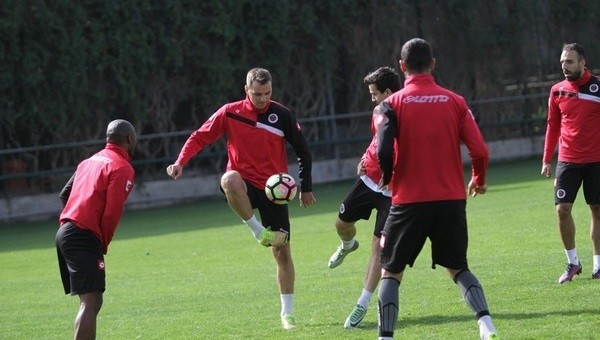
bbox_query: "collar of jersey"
[244,96,271,115]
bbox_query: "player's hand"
[467,180,487,197]
[166,164,183,180]
[541,162,551,178]
[378,177,389,192]
[299,192,316,207]
[356,159,366,176]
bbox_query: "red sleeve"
[461,107,489,186]
[543,90,561,163]
[101,166,134,254]
[176,108,227,166]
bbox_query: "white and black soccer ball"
[265,173,298,204]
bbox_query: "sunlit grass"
[1,158,599,339]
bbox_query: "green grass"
[2,157,599,339]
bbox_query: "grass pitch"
[1,157,599,339]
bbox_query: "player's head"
[561,43,586,81]
[363,67,401,104]
[106,119,137,157]
[245,68,272,109]
[399,38,435,75]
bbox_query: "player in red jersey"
[166,68,315,329]
[56,119,137,340]
[541,43,600,283]
[326,66,400,328]
[376,38,498,340]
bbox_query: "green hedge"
[2,0,600,153]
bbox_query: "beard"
[564,69,582,81]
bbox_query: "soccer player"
[166,68,315,329]
[326,66,400,328]
[541,43,600,283]
[55,119,137,340]
[376,38,499,340]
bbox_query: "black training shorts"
[55,222,106,295]
[554,161,600,204]
[380,200,468,273]
[244,181,291,235]
[338,178,391,237]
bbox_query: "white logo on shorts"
[556,189,566,199]
[339,203,346,214]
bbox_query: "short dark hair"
[246,68,272,86]
[401,38,433,73]
[363,67,401,93]
[106,119,135,145]
[563,43,586,61]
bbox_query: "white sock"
[243,215,265,239]
[477,315,497,339]
[565,248,579,265]
[341,238,356,250]
[593,255,600,272]
[357,288,373,309]
[280,294,294,317]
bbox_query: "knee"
[335,218,354,231]
[556,204,572,220]
[80,294,103,314]
[95,296,103,313]
[372,237,382,253]
[591,222,600,239]
[220,171,244,193]
[590,205,600,221]
[273,245,292,263]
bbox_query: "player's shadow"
[346,307,600,330]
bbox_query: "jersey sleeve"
[176,107,227,166]
[100,165,134,254]
[459,102,489,186]
[284,111,313,192]
[59,173,75,207]
[543,88,561,163]
[376,102,397,186]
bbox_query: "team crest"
[97,259,105,271]
[590,84,599,93]
[268,113,278,123]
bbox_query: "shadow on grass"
[0,182,348,253]
[337,307,600,330]
[0,157,543,253]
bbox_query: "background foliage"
[1,0,600,174]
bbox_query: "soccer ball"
[265,173,298,204]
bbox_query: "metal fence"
[0,92,548,197]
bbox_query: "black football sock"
[378,277,400,338]
[454,269,490,319]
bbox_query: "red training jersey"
[543,69,600,164]
[360,103,391,196]
[176,97,313,192]
[377,74,489,205]
[59,144,135,254]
